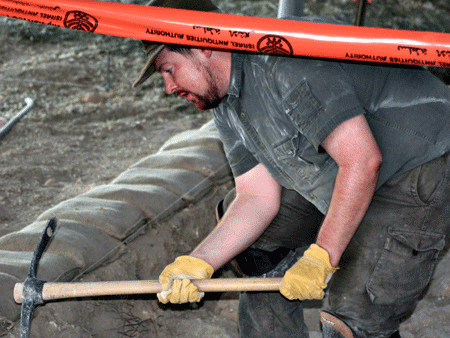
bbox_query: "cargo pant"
[220,152,450,338]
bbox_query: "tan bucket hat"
[133,0,220,87]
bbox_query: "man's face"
[154,48,222,110]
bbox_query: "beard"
[188,67,223,110]
[191,87,221,110]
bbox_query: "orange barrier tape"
[1,0,450,68]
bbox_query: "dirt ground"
[2,0,450,336]
[0,22,244,337]
[0,1,311,336]
[0,32,214,237]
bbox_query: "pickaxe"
[14,218,282,337]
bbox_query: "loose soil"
[1,0,450,336]
[0,22,242,338]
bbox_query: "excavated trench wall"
[0,120,232,322]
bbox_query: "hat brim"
[133,44,166,88]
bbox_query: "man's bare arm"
[191,163,282,270]
[318,114,382,267]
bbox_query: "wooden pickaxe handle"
[14,278,282,304]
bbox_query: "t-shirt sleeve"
[213,108,259,177]
[275,59,367,150]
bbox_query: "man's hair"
[133,0,220,87]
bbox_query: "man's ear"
[192,48,213,65]
[200,48,213,58]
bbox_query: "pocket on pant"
[366,227,446,305]
[415,155,445,205]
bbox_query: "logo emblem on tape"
[257,35,293,55]
[64,11,98,32]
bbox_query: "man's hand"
[280,244,337,300]
[157,256,214,304]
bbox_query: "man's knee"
[239,291,308,338]
[321,311,402,338]
[321,311,354,338]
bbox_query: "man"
[133,0,450,337]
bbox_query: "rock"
[400,300,450,338]
[79,92,106,104]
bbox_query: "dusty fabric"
[221,188,321,337]
[0,250,83,324]
[215,23,450,213]
[326,153,450,337]
[112,168,213,202]
[0,120,232,322]
[35,197,146,240]
[0,250,81,282]
[159,120,224,153]
[222,153,450,337]
[82,184,186,220]
[130,146,231,184]
[0,220,124,269]
[0,273,21,321]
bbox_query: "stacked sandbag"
[0,209,130,322]
[0,119,232,322]
[82,120,231,218]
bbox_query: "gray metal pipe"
[277,0,304,18]
[0,98,35,141]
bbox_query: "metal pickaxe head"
[19,217,57,338]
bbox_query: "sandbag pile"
[0,120,232,322]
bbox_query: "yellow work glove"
[280,244,337,301]
[157,256,214,304]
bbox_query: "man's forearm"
[190,193,280,270]
[316,164,380,267]
[317,114,382,267]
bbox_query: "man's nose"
[164,78,178,95]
